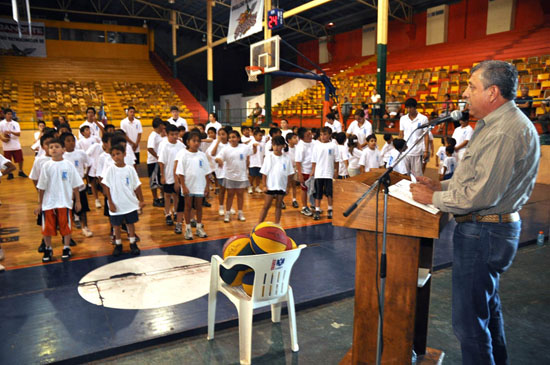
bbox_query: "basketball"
[220,235,254,285]
[221,267,252,287]
[250,221,288,254]
[241,270,255,296]
[286,236,298,250]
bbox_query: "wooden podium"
[333,170,445,364]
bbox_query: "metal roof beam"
[356,0,412,23]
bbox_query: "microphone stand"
[343,124,434,365]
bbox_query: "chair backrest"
[222,245,306,302]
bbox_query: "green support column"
[264,74,272,126]
[207,80,214,114]
[376,0,388,133]
[172,59,178,78]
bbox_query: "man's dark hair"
[210,112,218,121]
[170,106,179,112]
[269,127,281,137]
[383,133,392,142]
[127,106,136,112]
[297,127,308,140]
[4,108,13,114]
[393,138,406,152]
[86,107,96,114]
[404,98,418,108]
[166,124,179,133]
[37,120,46,125]
[446,145,455,155]
[354,109,365,117]
[152,117,163,129]
[326,112,335,120]
[470,60,518,100]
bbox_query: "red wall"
[297,0,546,67]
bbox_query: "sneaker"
[238,212,246,221]
[62,247,72,261]
[70,238,77,246]
[281,201,286,209]
[255,186,262,193]
[190,218,197,228]
[95,199,102,208]
[82,227,93,237]
[328,209,333,219]
[7,173,13,180]
[42,248,53,263]
[159,198,165,205]
[135,234,141,242]
[301,207,313,216]
[165,214,174,226]
[0,248,4,261]
[18,171,28,178]
[196,224,208,238]
[313,211,321,220]
[230,208,236,215]
[292,200,299,208]
[174,223,183,234]
[130,243,140,255]
[248,186,253,194]
[112,244,123,257]
[184,227,193,240]
[224,212,230,223]
[38,239,46,253]
[202,200,211,207]
[218,207,225,216]
[74,218,82,229]
[153,198,162,207]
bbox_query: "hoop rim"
[245,65,265,73]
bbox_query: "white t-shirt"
[347,121,373,146]
[63,150,90,187]
[286,145,296,169]
[442,156,457,176]
[158,141,185,184]
[102,164,141,216]
[218,143,253,182]
[37,159,84,210]
[86,143,104,177]
[125,143,136,166]
[175,149,213,194]
[399,113,429,156]
[281,129,292,139]
[295,140,313,174]
[452,125,474,160]
[77,135,101,152]
[359,147,382,172]
[260,152,294,191]
[98,152,114,179]
[371,93,381,109]
[337,144,349,176]
[387,149,408,175]
[241,135,252,144]
[207,141,228,178]
[380,142,395,164]
[348,147,363,170]
[205,121,222,133]
[0,154,10,177]
[79,120,103,139]
[167,116,188,131]
[0,120,21,151]
[29,155,51,181]
[311,141,340,179]
[147,130,163,164]
[249,140,265,168]
[436,146,447,174]
[120,117,143,153]
[325,120,342,133]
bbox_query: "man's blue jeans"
[452,220,521,365]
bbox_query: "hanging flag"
[227,0,264,44]
[11,0,21,38]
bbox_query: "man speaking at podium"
[411,60,540,365]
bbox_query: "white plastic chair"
[207,244,306,364]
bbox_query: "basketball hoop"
[245,66,264,82]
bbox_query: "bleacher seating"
[1,80,18,111]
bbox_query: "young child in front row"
[176,131,212,239]
[334,132,350,179]
[62,133,93,238]
[386,138,409,175]
[311,127,340,220]
[102,144,145,257]
[258,136,294,224]
[359,134,383,173]
[248,127,265,194]
[285,132,299,208]
[440,145,457,181]
[35,137,84,263]
[380,133,395,166]
[215,130,255,223]
[158,124,185,226]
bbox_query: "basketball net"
[245,66,264,82]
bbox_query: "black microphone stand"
[343,124,434,365]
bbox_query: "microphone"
[419,110,462,128]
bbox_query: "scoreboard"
[267,8,284,30]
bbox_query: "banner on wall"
[0,19,47,57]
[227,0,264,44]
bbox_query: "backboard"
[249,35,280,76]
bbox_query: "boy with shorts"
[35,138,84,263]
[311,127,340,220]
[0,108,26,178]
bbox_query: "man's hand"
[416,176,442,191]
[75,202,82,213]
[109,201,117,213]
[298,172,304,184]
[34,206,41,216]
[410,183,435,205]
[139,201,146,209]
[181,185,190,195]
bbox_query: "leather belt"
[454,212,520,223]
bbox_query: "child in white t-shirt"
[346,135,363,177]
[248,128,265,194]
[62,133,93,238]
[387,138,409,175]
[215,130,255,223]
[241,126,252,144]
[334,132,350,179]
[285,132,299,208]
[311,127,340,220]
[295,127,314,216]
[176,131,212,239]
[359,134,383,173]
[86,132,108,209]
[35,137,84,263]
[102,144,145,257]
[208,127,230,216]
[435,137,447,175]
[258,136,295,224]
[380,133,395,166]
[158,124,185,226]
[146,118,166,207]
[77,125,101,152]
[440,146,457,181]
